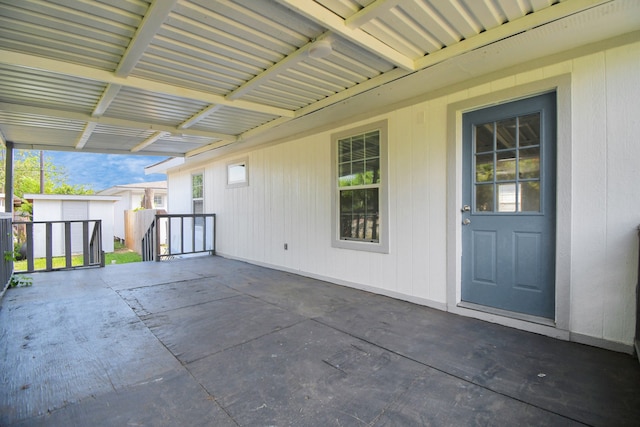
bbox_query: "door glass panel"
[519,113,540,147]
[498,183,517,212]
[475,123,494,152]
[520,182,540,212]
[476,184,494,212]
[475,153,493,182]
[519,147,540,179]
[496,118,516,150]
[496,151,516,181]
[473,110,542,214]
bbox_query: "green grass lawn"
[14,243,142,272]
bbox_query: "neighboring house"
[25,194,119,257]
[97,181,167,242]
[0,194,25,220]
[150,26,640,354]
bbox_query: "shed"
[26,194,120,257]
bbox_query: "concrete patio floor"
[1,256,639,426]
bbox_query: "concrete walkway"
[1,256,639,426]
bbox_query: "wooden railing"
[0,213,13,291]
[142,213,215,262]
[12,220,104,273]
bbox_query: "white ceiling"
[0,0,638,159]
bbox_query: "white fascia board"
[144,157,185,175]
[25,194,121,202]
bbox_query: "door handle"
[461,205,470,212]
[463,219,471,225]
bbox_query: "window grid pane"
[473,113,541,214]
[338,130,381,242]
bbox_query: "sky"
[42,151,168,192]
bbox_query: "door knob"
[463,219,471,225]
[461,205,470,212]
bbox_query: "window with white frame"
[192,173,203,214]
[153,194,164,208]
[332,120,389,253]
[227,158,249,188]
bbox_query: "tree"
[0,150,94,216]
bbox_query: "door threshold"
[457,301,556,327]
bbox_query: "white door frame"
[446,75,572,340]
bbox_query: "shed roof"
[97,181,168,196]
[0,1,638,160]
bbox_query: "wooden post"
[5,141,13,214]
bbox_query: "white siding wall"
[168,40,640,349]
[31,198,116,256]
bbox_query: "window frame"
[153,194,164,208]
[331,120,389,253]
[226,157,249,189]
[191,172,204,214]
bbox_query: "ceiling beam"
[131,131,167,152]
[116,0,179,77]
[75,122,98,149]
[179,104,224,129]
[0,102,237,142]
[227,32,335,101]
[345,0,402,29]
[185,140,235,158]
[276,0,415,71]
[92,84,122,117]
[0,49,295,118]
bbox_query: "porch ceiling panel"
[103,86,209,126]
[0,0,637,159]
[85,132,211,155]
[0,64,106,113]
[0,0,147,71]
[191,107,279,136]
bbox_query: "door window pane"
[519,147,540,179]
[496,118,517,150]
[476,184,494,212]
[519,113,540,147]
[498,183,517,212]
[475,123,493,152]
[520,182,540,212]
[496,151,516,181]
[475,153,494,182]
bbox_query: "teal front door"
[461,93,556,319]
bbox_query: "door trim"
[446,74,572,337]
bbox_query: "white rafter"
[275,0,415,71]
[179,105,224,129]
[92,84,122,117]
[131,131,168,152]
[116,0,179,77]
[227,32,335,101]
[75,122,98,149]
[345,0,402,29]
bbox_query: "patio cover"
[0,0,639,159]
